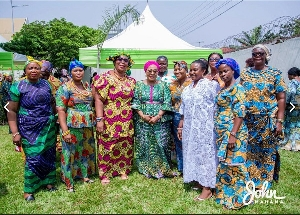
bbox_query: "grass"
[0,125,299,214]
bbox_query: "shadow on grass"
[0,183,9,197]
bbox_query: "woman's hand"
[228,135,236,150]
[142,114,152,123]
[177,129,182,140]
[275,122,283,136]
[12,134,22,147]
[148,115,161,124]
[63,134,72,144]
[96,121,104,133]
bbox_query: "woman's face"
[157,58,168,73]
[71,67,84,82]
[25,62,41,81]
[6,75,13,82]
[208,54,221,69]
[218,64,234,84]
[252,48,266,67]
[288,74,296,80]
[146,65,158,82]
[114,55,129,72]
[189,63,205,81]
[174,64,187,81]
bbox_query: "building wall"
[223,37,300,84]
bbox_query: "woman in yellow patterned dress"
[240,44,286,190]
[93,53,136,185]
[214,58,250,210]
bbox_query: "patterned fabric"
[169,78,192,112]
[47,75,62,96]
[281,79,300,151]
[0,80,5,122]
[179,78,219,188]
[169,78,192,172]
[60,127,96,188]
[1,80,12,106]
[157,71,176,84]
[9,79,56,193]
[240,66,287,189]
[93,71,136,179]
[214,83,250,209]
[56,81,95,128]
[132,81,175,178]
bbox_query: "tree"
[96,4,141,68]
[279,18,300,38]
[0,18,100,69]
[234,25,278,47]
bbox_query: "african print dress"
[169,78,192,173]
[282,79,300,151]
[132,80,176,178]
[9,79,57,193]
[56,81,96,189]
[240,66,287,189]
[93,71,136,180]
[214,83,250,209]
[179,78,219,188]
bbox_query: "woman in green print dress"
[56,59,96,192]
[132,60,177,179]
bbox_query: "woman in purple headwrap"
[132,60,177,179]
[214,58,250,209]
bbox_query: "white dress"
[179,78,220,188]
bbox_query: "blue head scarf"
[215,58,240,79]
[69,59,84,76]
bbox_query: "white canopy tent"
[79,4,221,81]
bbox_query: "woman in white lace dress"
[178,59,220,201]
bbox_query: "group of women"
[7,43,297,211]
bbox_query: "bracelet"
[96,117,103,122]
[276,118,284,124]
[230,132,237,138]
[13,132,20,138]
[62,130,70,137]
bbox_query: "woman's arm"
[7,101,22,146]
[228,117,243,150]
[94,91,105,133]
[275,91,286,136]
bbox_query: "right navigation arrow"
[290,102,295,112]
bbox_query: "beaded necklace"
[71,80,90,97]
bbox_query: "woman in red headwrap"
[132,60,178,179]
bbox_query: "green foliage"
[0,124,299,214]
[234,25,278,47]
[0,18,101,69]
[279,18,300,38]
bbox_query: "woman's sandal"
[194,192,213,201]
[24,194,35,201]
[83,179,95,184]
[101,178,110,185]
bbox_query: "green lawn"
[0,125,299,214]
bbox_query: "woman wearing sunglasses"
[93,53,136,185]
[240,44,287,191]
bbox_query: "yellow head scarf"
[24,56,43,69]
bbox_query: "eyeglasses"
[116,57,129,63]
[252,52,265,57]
[209,58,220,62]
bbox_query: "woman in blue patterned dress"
[7,58,57,201]
[281,67,300,151]
[56,59,96,192]
[240,44,287,190]
[132,60,176,179]
[214,58,250,210]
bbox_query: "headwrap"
[215,58,240,79]
[173,60,188,72]
[253,44,271,62]
[106,52,134,71]
[24,56,42,69]
[41,60,53,73]
[69,59,84,73]
[144,60,160,72]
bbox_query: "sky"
[0,0,300,47]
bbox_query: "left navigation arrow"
[4,102,9,112]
